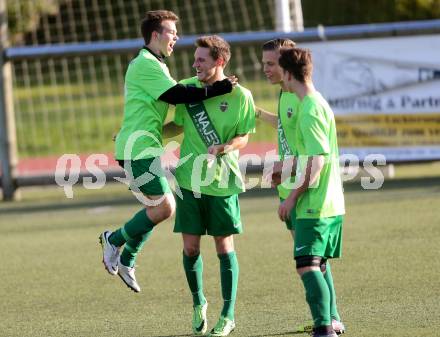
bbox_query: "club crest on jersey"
[287,107,293,118]
[219,101,229,112]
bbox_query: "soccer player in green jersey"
[99,10,236,293]
[259,38,298,236]
[258,40,345,334]
[277,47,346,337]
[164,35,255,336]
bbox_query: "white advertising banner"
[304,35,440,162]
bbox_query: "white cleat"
[117,258,141,293]
[332,319,346,335]
[192,302,208,335]
[209,316,235,336]
[99,231,119,275]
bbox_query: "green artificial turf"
[1,177,439,336]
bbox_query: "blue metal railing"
[5,19,440,60]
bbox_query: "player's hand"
[255,106,263,118]
[207,145,222,168]
[226,75,238,87]
[262,170,282,187]
[209,77,237,96]
[270,172,282,187]
[208,144,222,157]
[278,196,296,222]
[263,160,283,187]
[212,78,233,94]
[272,160,284,175]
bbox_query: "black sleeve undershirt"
[158,84,208,105]
[159,79,232,105]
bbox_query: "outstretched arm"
[159,77,237,105]
[255,106,278,128]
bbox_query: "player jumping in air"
[100,10,236,293]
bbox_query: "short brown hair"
[195,35,231,66]
[278,47,313,83]
[141,10,179,44]
[262,38,296,51]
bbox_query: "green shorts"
[280,197,297,231]
[174,188,242,236]
[294,215,343,259]
[118,158,171,195]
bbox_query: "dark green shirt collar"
[143,46,165,63]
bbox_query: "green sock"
[218,251,239,320]
[119,231,153,267]
[183,252,206,306]
[301,270,332,327]
[322,261,341,322]
[109,209,155,247]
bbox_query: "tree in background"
[396,0,440,20]
[5,0,440,46]
[6,0,64,44]
[301,0,440,27]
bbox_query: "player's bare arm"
[208,133,249,156]
[255,106,278,128]
[265,156,297,188]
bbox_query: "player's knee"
[295,255,322,275]
[183,245,200,257]
[214,235,234,254]
[157,194,175,221]
[183,234,201,256]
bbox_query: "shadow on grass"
[249,332,305,336]
[147,332,304,337]
[148,334,193,337]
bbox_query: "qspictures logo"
[55,131,387,204]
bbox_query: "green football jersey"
[115,48,177,160]
[276,91,300,199]
[294,91,345,219]
[174,77,256,196]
